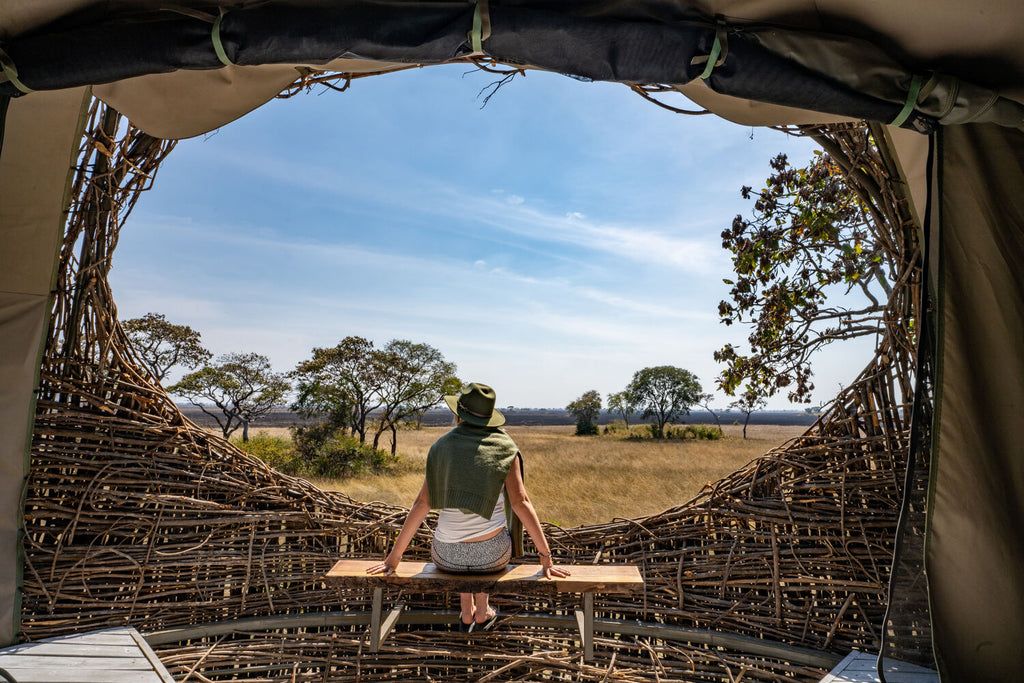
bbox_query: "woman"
[367,382,569,632]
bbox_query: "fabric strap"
[700,33,722,80]
[891,75,923,127]
[691,22,729,81]
[0,48,33,94]
[470,0,491,54]
[212,12,234,66]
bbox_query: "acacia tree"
[729,387,767,439]
[406,376,463,429]
[170,352,290,441]
[566,390,602,436]
[290,336,383,443]
[697,392,724,434]
[625,366,702,438]
[372,339,458,454]
[716,126,903,404]
[606,390,637,427]
[123,312,211,382]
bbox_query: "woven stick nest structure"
[20,98,931,682]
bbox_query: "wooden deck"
[0,626,174,683]
[820,650,939,683]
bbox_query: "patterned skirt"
[431,529,512,574]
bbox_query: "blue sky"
[110,64,874,410]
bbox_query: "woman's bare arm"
[505,454,570,579]
[366,479,431,575]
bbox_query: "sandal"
[475,607,499,631]
[458,616,475,633]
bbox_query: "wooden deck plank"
[819,650,938,683]
[0,642,142,657]
[326,559,644,594]
[29,630,137,646]
[0,626,175,683]
[130,626,178,683]
[0,654,156,669]
[0,667,168,683]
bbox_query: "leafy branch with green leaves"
[715,126,907,404]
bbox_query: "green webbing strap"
[0,46,33,94]
[699,32,722,80]
[470,0,490,54]
[212,11,234,66]
[691,21,728,81]
[890,74,923,127]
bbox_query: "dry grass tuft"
[250,424,806,528]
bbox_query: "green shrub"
[690,424,724,440]
[291,424,397,478]
[235,433,304,474]
[603,420,628,434]
[623,424,724,440]
[575,422,599,436]
[622,425,655,440]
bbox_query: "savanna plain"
[245,424,806,528]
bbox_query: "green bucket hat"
[444,382,505,427]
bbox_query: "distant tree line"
[125,315,458,457]
[568,365,710,439]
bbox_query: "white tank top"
[434,491,506,543]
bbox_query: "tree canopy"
[606,390,637,427]
[124,312,211,382]
[169,352,290,442]
[290,336,383,443]
[371,339,458,454]
[729,387,768,440]
[625,366,702,438]
[566,390,602,435]
[716,127,901,403]
[290,336,457,454]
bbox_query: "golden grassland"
[245,424,806,528]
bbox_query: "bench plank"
[326,560,643,594]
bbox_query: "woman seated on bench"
[367,382,570,632]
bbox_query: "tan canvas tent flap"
[93,58,411,140]
[930,122,1024,683]
[688,0,1024,106]
[4,1,1024,134]
[0,86,89,645]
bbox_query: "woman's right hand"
[541,557,571,579]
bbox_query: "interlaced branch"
[21,96,931,680]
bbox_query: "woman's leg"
[459,593,475,624]
[474,592,492,623]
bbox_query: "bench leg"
[574,592,594,661]
[369,587,383,653]
[379,603,405,649]
[368,587,405,652]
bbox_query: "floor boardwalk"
[820,650,939,683]
[0,626,174,683]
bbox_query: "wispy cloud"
[190,146,728,276]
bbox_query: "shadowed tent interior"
[1,2,1022,681]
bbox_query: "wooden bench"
[325,559,644,660]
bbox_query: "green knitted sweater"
[425,423,524,556]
